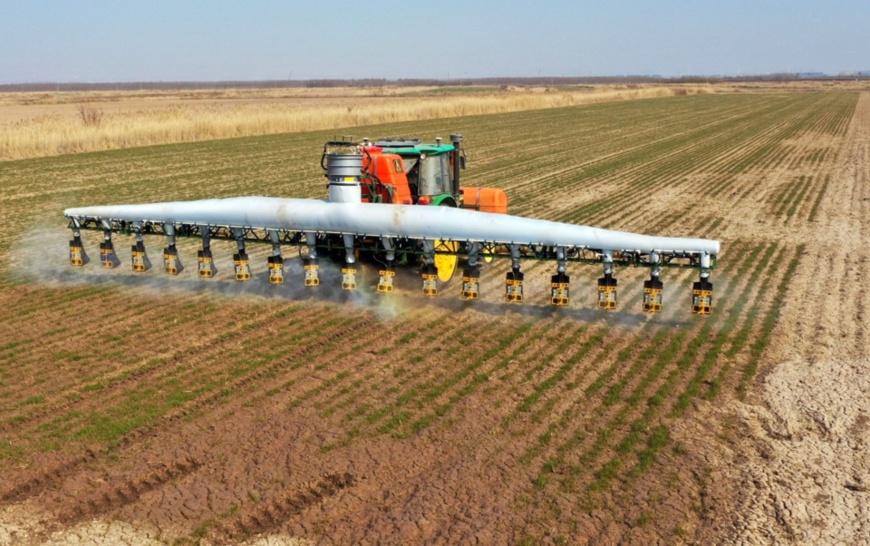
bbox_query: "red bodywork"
[360,149,414,205]
[359,145,508,213]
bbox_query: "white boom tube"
[65,197,719,256]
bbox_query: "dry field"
[0,84,717,161]
[0,90,867,545]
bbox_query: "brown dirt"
[1,91,867,545]
[684,93,870,545]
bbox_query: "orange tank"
[460,186,508,214]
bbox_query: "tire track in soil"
[214,472,355,543]
[57,457,204,523]
[1,448,101,504]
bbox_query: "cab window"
[418,154,451,196]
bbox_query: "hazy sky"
[2,0,867,83]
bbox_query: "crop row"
[496,93,855,239]
[528,236,796,507]
[0,93,856,545]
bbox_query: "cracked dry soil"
[688,93,870,545]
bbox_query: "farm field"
[0,83,717,161]
[0,90,868,544]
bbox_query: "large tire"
[434,199,459,285]
[434,239,459,283]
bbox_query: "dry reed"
[0,85,716,161]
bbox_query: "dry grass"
[0,84,717,161]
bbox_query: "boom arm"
[65,197,718,255]
[65,196,719,313]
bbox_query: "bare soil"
[687,92,870,545]
[1,92,867,545]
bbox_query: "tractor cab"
[368,137,462,206]
[347,134,507,213]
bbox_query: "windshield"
[418,154,452,196]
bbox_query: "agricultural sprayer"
[64,135,719,314]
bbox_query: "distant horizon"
[3,71,870,91]
[3,1,868,85]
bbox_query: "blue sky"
[1,1,867,83]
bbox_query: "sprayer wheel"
[482,246,495,264]
[434,239,459,284]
